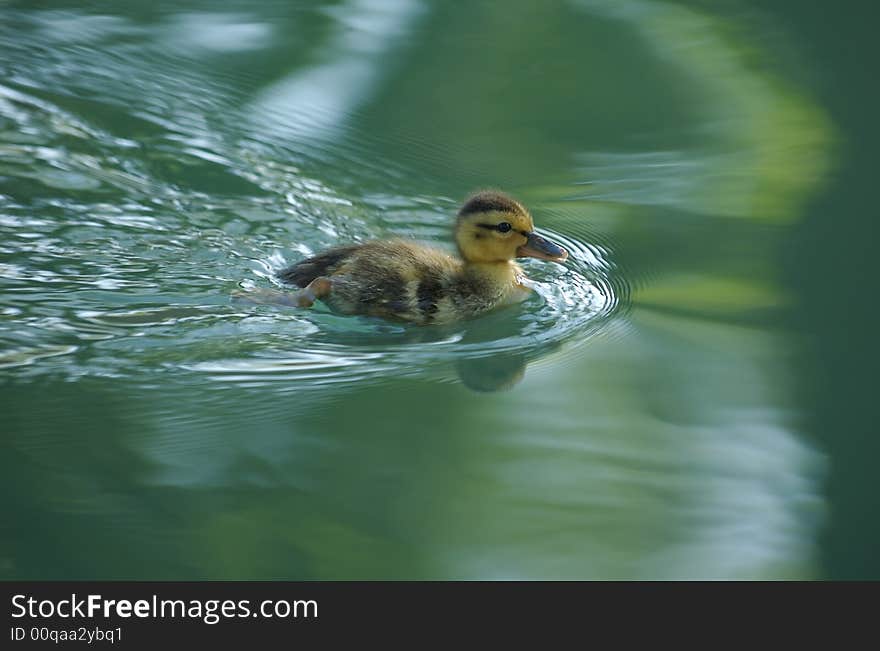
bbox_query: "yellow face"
[454,191,568,264]
[455,209,534,263]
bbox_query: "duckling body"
[277,191,568,325]
[279,239,528,324]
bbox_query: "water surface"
[2,0,875,579]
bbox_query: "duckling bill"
[277,190,568,325]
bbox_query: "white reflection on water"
[248,0,425,140]
[164,13,272,54]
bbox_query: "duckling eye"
[497,222,512,233]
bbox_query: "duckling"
[276,190,568,324]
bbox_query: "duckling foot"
[232,277,332,309]
[231,287,288,305]
[291,276,332,308]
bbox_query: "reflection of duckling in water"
[276,190,568,324]
[455,352,528,392]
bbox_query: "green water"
[1,0,877,579]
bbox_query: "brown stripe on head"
[457,190,528,219]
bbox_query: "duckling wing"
[327,241,459,322]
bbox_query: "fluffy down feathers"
[278,239,518,324]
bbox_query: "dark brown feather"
[457,190,524,218]
[277,245,360,287]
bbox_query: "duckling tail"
[278,245,360,287]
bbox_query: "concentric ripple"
[192,222,623,391]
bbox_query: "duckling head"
[454,190,568,264]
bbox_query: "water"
[1,0,876,579]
